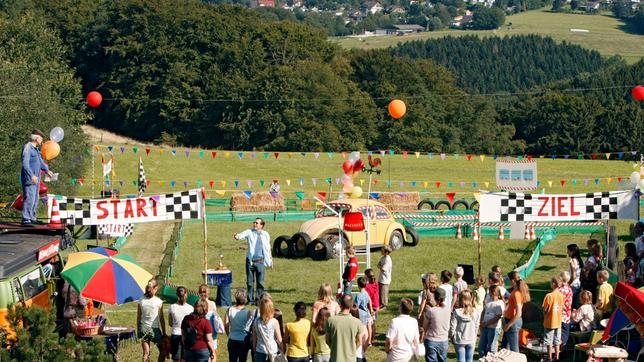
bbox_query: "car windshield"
[316,203,352,218]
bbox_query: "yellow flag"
[158,181,163,187]
[484,182,489,188]
[221,180,226,188]
[159,149,165,155]
[605,153,610,160]
[423,181,428,188]
[286,179,291,186]
[288,152,293,158]
[94,145,100,151]
[360,179,365,186]
[607,178,612,184]
[415,152,420,158]
[548,181,553,187]
[215,190,226,196]
[479,155,485,162]
[225,151,230,158]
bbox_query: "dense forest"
[0,0,642,198]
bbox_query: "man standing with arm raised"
[233,217,272,305]
[21,129,54,226]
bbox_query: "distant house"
[450,14,473,27]
[362,1,384,14]
[389,24,425,34]
[250,0,275,7]
[386,5,407,14]
[350,10,365,21]
[580,1,600,10]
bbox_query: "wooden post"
[202,188,208,284]
[477,222,482,277]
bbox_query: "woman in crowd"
[478,285,504,357]
[501,271,530,352]
[182,298,216,362]
[311,283,340,322]
[137,278,166,362]
[199,284,220,359]
[224,288,252,362]
[168,286,194,362]
[450,290,479,362]
[581,239,602,303]
[284,301,311,362]
[567,244,583,306]
[385,298,419,362]
[309,307,331,362]
[417,272,438,323]
[252,294,283,362]
[422,288,451,362]
[623,242,639,286]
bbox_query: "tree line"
[0,0,642,201]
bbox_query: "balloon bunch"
[340,152,365,199]
[41,127,65,161]
[629,171,644,191]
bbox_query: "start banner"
[47,189,204,225]
[480,190,639,222]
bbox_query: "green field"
[67,135,640,361]
[333,10,644,63]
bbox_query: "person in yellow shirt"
[542,276,564,362]
[595,270,614,320]
[284,301,311,362]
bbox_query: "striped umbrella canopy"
[61,247,152,305]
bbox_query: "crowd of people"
[134,233,634,362]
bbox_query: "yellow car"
[273,199,419,260]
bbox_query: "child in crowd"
[572,291,596,332]
[378,245,393,309]
[484,272,508,304]
[623,243,639,286]
[473,276,486,314]
[355,277,374,346]
[342,246,359,296]
[450,290,480,362]
[543,276,564,362]
[438,270,453,310]
[310,307,331,362]
[595,270,614,320]
[478,285,504,357]
[453,267,468,309]
[284,301,311,362]
[364,268,380,344]
[418,272,438,322]
[559,271,573,348]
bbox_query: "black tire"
[607,225,618,269]
[308,238,335,260]
[452,200,469,210]
[417,200,435,210]
[403,227,419,246]
[272,235,292,258]
[290,232,310,258]
[389,230,404,250]
[469,201,479,211]
[434,201,452,211]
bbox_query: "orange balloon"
[388,99,406,119]
[41,140,60,160]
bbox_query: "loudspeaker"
[458,264,475,285]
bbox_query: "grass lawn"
[332,10,644,63]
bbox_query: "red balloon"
[632,86,644,101]
[353,159,365,173]
[342,160,353,174]
[87,91,103,108]
[39,182,48,195]
[388,99,406,119]
[11,194,24,211]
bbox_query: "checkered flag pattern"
[585,192,618,220]
[164,190,200,220]
[500,193,533,221]
[138,157,147,197]
[55,197,91,225]
[98,224,134,237]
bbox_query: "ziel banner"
[48,189,204,225]
[479,190,639,222]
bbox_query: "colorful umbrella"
[61,247,153,305]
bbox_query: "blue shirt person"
[21,129,53,225]
[233,218,272,305]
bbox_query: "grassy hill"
[333,10,644,63]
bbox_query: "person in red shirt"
[342,246,358,296]
[364,268,380,344]
[182,298,216,362]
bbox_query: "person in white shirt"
[438,270,453,310]
[386,298,420,362]
[137,278,166,362]
[572,290,596,332]
[484,272,508,304]
[168,286,194,362]
[234,218,272,305]
[378,246,393,308]
[452,267,468,310]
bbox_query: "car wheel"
[290,232,310,258]
[403,227,419,246]
[272,235,292,258]
[389,230,403,250]
[434,201,451,210]
[452,200,469,210]
[417,200,435,210]
[469,201,479,212]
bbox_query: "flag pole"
[202,188,208,284]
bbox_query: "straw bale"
[376,192,420,212]
[230,191,286,212]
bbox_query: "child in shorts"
[542,276,564,362]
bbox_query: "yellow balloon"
[41,140,60,160]
[350,186,363,199]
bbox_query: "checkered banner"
[47,189,204,225]
[98,224,134,237]
[479,190,639,222]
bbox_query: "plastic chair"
[573,330,603,362]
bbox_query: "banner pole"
[478,221,482,277]
[202,188,208,284]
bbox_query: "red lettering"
[570,197,580,216]
[96,201,109,219]
[551,196,556,216]
[149,197,158,216]
[136,198,148,217]
[537,197,549,216]
[124,199,134,218]
[557,197,567,216]
[110,199,119,219]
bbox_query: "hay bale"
[230,192,285,212]
[377,192,420,212]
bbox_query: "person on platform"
[21,129,54,226]
[234,218,272,305]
